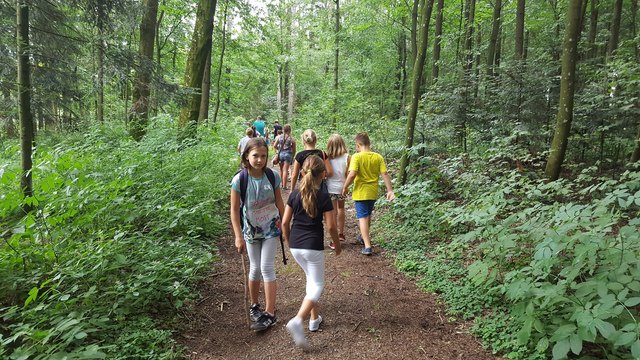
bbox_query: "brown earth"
[178,170,499,360]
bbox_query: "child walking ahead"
[230,138,285,331]
[326,134,350,249]
[282,155,342,348]
[290,129,333,191]
[341,132,395,255]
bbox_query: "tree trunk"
[607,0,623,57]
[587,0,598,58]
[398,0,435,185]
[396,21,407,117]
[545,0,584,180]
[287,76,295,121]
[431,0,444,82]
[410,0,419,65]
[333,0,340,128]
[199,46,212,124]
[632,0,639,61]
[152,8,164,117]
[96,15,104,123]
[17,0,34,206]
[178,0,217,139]
[129,0,158,141]
[515,0,525,60]
[212,0,229,125]
[487,0,501,77]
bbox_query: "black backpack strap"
[264,167,276,191]
[239,168,248,205]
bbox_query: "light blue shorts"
[279,151,293,164]
[354,200,376,219]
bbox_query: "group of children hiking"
[230,127,395,349]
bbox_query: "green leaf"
[614,332,636,346]
[24,287,38,308]
[632,340,640,359]
[552,339,571,360]
[536,337,549,352]
[569,334,582,355]
[594,319,616,339]
[624,297,640,307]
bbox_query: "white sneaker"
[309,315,323,332]
[286,318,309,349]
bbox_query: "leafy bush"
[380,154,640,360]
[1,119,236,359]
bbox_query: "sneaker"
[309,315,323,332]
[328,241,336,250]
[356,234,364,245]
[338,233,346,242]
[249,303,263,322]
[286,318,309,348]
[251,313,277,331]
[361,247,372,256]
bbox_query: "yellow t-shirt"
[349,151,387,201]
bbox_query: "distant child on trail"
[274,124,296,190]
[254,115,266,137]
[282,155,342,348]
[326,134,350,249]
[237,127,254,156]
[290,129,333,191]
[230,138,285,331]
[341,132,395,256]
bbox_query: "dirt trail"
[179,170,497,359]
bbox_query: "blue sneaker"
[249,303,263,322]
[361,247,372,256]
[251,313,277,331]
[356,234,364,245]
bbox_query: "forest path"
[178,166,497,359]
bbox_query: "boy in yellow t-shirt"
[341,132,395,255]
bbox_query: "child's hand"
[386,190,395,201]
[235,236,245,253]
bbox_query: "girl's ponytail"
[299,155,325,218]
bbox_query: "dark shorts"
[279,152,293,164]
[329,193,346,201]
[354,200,376,219]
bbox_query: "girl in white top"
[325,134,350,249]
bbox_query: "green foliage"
[379,153,640,359]
[0,118,236,359]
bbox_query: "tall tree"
[514,0,525,61]
[333,0,340,128]
[198,47,212,124]
[587,0,598,58]
[431,0,444,82]
[545,0,584,180]
[17,0,33,206]
[632,125,640,163]
[178,0,217,139]
[606,0,623,57]
[129,0,159,141]
[398,0,434,185]
[487,0,502,76]
[212,0,229,125]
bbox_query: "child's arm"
[290,160,301,190]
[381,172,395,201]
[342,170,357,196]
[323,152,333,178]
[230,189,244,253]
[282,204,293,246]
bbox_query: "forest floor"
[178,166,499,360]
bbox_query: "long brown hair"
[298,155,325,218]
[326,133,348,159]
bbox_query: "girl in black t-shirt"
[282,155,341,348]
[290,129,333,190]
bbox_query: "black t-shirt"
[295,149,326,168]
[287,189,333,250]
[273,124,282,139]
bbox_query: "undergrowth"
[378,148,640,360]
[0,117,237,359]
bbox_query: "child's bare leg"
[295,298,316,320]
[337,199,345,235]
[249,280,260,305]
[358,216,372,248]
[309,302,319,321]
[264,281,277,315]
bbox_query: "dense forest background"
[1,0,639,359]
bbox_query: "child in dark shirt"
[282,155,341,348]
